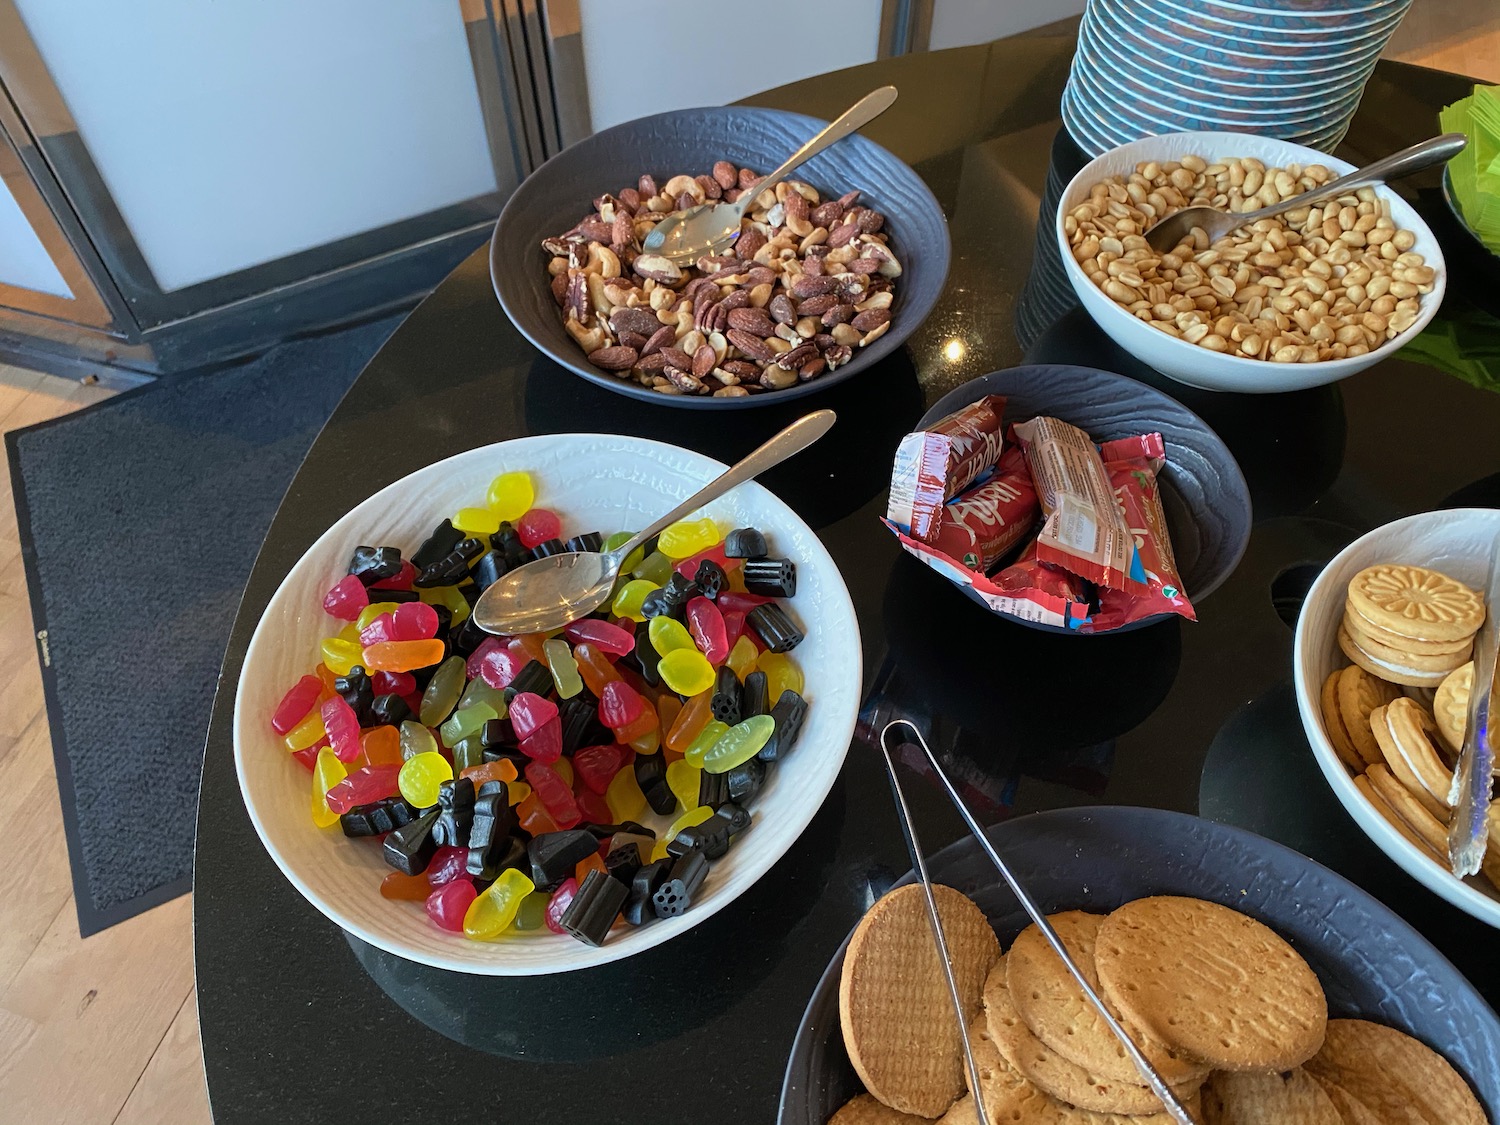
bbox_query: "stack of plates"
[1015,131,1089,351]
[1064,0,1413,157]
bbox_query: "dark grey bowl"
[913,364,1252,633]
[490,106,950,409]
[778,806,1500,1125]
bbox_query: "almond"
[588,345,638,371]
[727,329,775,361]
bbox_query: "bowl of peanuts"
[490,105,949,407]
[1057,131,1445,394]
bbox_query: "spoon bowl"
[472,409,838,635]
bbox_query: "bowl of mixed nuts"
[490,105,949,407]
[1056,131,1446,394]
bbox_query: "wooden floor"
[0,10,1492,1121]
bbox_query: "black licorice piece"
[376,588,422,604]
[468,835,526,882]
[696,768,729,812]
[413,520,465,570]
[458,582,482,607]
[742,670,770,719]
[481,748,529,773]
[660,572,700,616]
[340,796,418,838]
[370,693,411,728]
[415,537,484,587]
[624,858,671,925]
[672,802,750,860]
[467,782,518,847]
[471,550,509,594]
[527,829,599,889]
[566,531,604,554]
[652,851,709,918]
[480,717,515,749]
[631,626,662,688]
[639,589,672,620]
[383,807,440,875]
[747,603,804,653]
[582,820,655,841]
[693,559,728,600]
[336,666,375,726]
[559,696,609,755]
[724,527,768,559]
[604,839,645,886]
[561,869,629,946]
[726,757,766,804]
[531,537,569,559]
[504,661,554,703]
[492,524,529,569]
[742,557,796,597]
[759,689,808,762]
[447,614,489,658]
[634,755,676,816]
[349,545,403,585]
[710,666,742,724]
[431,777,476,848]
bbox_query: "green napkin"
[1398,302,1500,394]
[1442,85,1500,252]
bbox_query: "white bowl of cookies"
[1293,507,1499,928]
[1057,131,1446,394]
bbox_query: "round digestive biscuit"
[983,960,1202,1116]
[1303,1019,1487,1125]
[1320,669,1363,772]
[1369,703,1450,821]
[1005,912,1208,1086]
[1337,625,1449,688]
[829,1094,941,1125]
[935,1096,978,1125]
[1433,662,1473,756]
[1343,604,1475,656]
[840,884,1001,1118]
[1342,618,1473,673]
[1346,564,1485,644]
[1308,1078,1384,1125]
[1094,897,1327,1072]
[1200,1068,1341,1125]
[1335,665,1400,767]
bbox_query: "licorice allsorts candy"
[566,531,604,554]
[349,545,403,585]
[503,660,553,703]
[336,667,375,725]
[492,524,528,568]
[631,625,662,688]
[527,829,599,889]
[652,851,709,918]
[747,603,804,653]
[725,756,766,804]
[624,858,671,925]
[413,520,465,571]
[582,820,656,841]
[531,537,569,558]
[670,801,749,860]
[431,777,476,848]
[604,839,646,885]
[693,559,728,600]
[634,754,676,816]
[471,550,508,594]
[724,527,768,559]
[468,834,526,882]
[561,868,629,946]
[415,537,483,587]
[697,768,729,812]
[759,689,807,762]
[559,695,610,755]
[340,796,419,837]
[710,665,742,724]
[741,670,770,719]
[742,557,796,598]
[370,693,411,728]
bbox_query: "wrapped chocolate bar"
[1012,416,1140,591]
[924,444,1039,571]
[888,395,1007,542]
[1090,433,1196,630]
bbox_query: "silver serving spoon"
[1143,132,1467,252]
[641,86,899,266]
[472,409,836,637]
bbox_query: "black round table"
[193,33,1500,1124]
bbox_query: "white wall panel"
[0,173,71,298]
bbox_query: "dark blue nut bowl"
[490,105,950,409]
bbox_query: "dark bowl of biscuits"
[779,806,1500,1125]
[489,105,950,408]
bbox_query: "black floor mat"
[8,313,406,934]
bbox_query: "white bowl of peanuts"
[1057,131,1445,394]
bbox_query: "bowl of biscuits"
[779,806,1499,1123]
[1294,507,1500,929]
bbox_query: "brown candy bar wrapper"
[924,444,1040,571]
[888,395,1007,542]
[1090,433,1196,630]
[1013,415,1138,591]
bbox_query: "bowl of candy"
[1057,131,1446,393]
[490,105,950,408]
[234,433,861,974]
[883,365,1250,634]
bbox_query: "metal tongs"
[878,719,1200,1125]
[1448,542,1500,875]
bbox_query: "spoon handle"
[612,409,837,562]
[1243,132,1467,225]
[742,87,899,213]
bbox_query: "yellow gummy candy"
[399,751,453,809]
[652,805,714,861]
[321,637,362,676]
[606,764,647,823]
[648,616,696,657]
[419,583,471,624]
[611,579,658,622]
[725,635,759,681]
[310,746,347,828]
[487,471,535,522]
[463,868,535,940]
[356,601,402,630]
[758,651,803,703]
[666,759,701,812]
[657,517,720,559]
[659,648,716,696]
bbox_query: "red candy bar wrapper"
[882,522,1092,630]
[1090,433,1196,630]
[1012,416,1138,591]
[924,444,1040,571]
[990,539,1093,626]
[888,395,1007,542]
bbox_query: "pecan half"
[824,344,853,367]
[664,366,703,392]
[588,345,638,371]
[776,343,817,370]
[565,273,590,322]
[727,329,775,361]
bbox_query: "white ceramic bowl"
[1293,508,1500,929]
[233,433,862,973]
[1057,131,1447,394]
